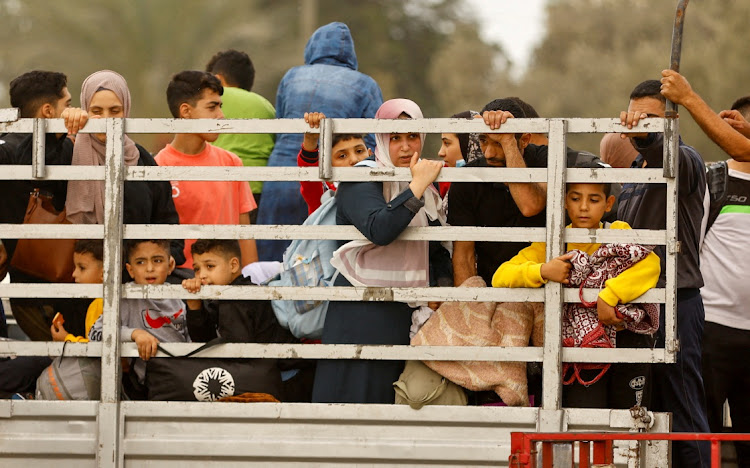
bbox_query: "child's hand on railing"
[132,329,159,361]
[540,253,574,284]
[302,112,326,151]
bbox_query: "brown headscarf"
[66,70,140,224]
[599,133,639,169]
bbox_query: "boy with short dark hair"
[182,239,314,401]
[493,176,660,409]
[89,239,188,384]
[155,70,257,270]
[297,111,371,213]
[50,240,104,342]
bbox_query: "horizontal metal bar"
[0,165,666,185]
[121,224,547,242]
[120,284,665,304]
[0,282,664,304]
[563,228,667,244]
[0,224,104,239]
[0,108,19,122]
[0,341,668,364]
[125,284,547,302]
[117,224,666,245]
[564,117,664,134]
[120,400,539,423]
[0,116,664,136]
[0,341,102,357]
[566,168,666,183]
[0,283,101,298]
[0,165,105,180]
[562,347,669,363]
[124,165,551,183]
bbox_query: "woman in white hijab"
[311,98,453,404]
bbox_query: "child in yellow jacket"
[492,178,660,409]
[50,240,104,343]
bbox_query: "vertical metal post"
[31,118,46,178]
[710,439,721,467]
[319,117,333,180]
[539,119,567,430]
[663,117,679,363]
[97,118,125,467]
[579,441,590,468]
[664,0,689,176]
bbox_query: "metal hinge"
[668,240,682,254]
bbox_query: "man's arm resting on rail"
[503,137,547,217]
[452,240,477,286]
[661,69,750,161]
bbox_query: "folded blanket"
[411,276,543,406]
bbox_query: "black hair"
[480,98,527,118]
[166,70,223,118]
[332,133,366,148]
[480,98,527,142]
[205,49,255,92]
[731,95,750,120]
[629,80,666,104]
[74,239,104,262]
[191,239,241,261]
[507,97,540,118]
[124,240,171,263]
[9,70,68,118]
[566,160,612,197]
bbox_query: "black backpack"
[705,161,729,235]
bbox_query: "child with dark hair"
[297,111,372,213]
[155,70,258,270]
[50,240,104,342]
[89,240,188,385]
[205,50,275,218]
[493,173,660,409]
[182,239,314,401]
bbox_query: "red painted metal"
[509,432,750,467]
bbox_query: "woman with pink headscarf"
[311,99,453,404]
[64,70,183,264]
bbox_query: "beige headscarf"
[66,70,140,224]
[599,133,639,169]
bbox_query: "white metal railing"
[0,112,678,466]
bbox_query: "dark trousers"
[0,356,52,396]
[563,330,654,409]
[703,321,750,468]
[652,289,711,468]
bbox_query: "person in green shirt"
[206,49,275,222]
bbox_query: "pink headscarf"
[66,70,140,224]
[373,98,427,203]
[599,133,639,169]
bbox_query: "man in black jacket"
[0,70,90,340]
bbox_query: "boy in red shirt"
[155,71,258,269]
[297,112,371,213]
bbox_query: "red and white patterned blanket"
[563,243,659,385]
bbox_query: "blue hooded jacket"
[257,22,383,261]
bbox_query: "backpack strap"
[705,160,729,234]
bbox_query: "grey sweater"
[89,292,189,382]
